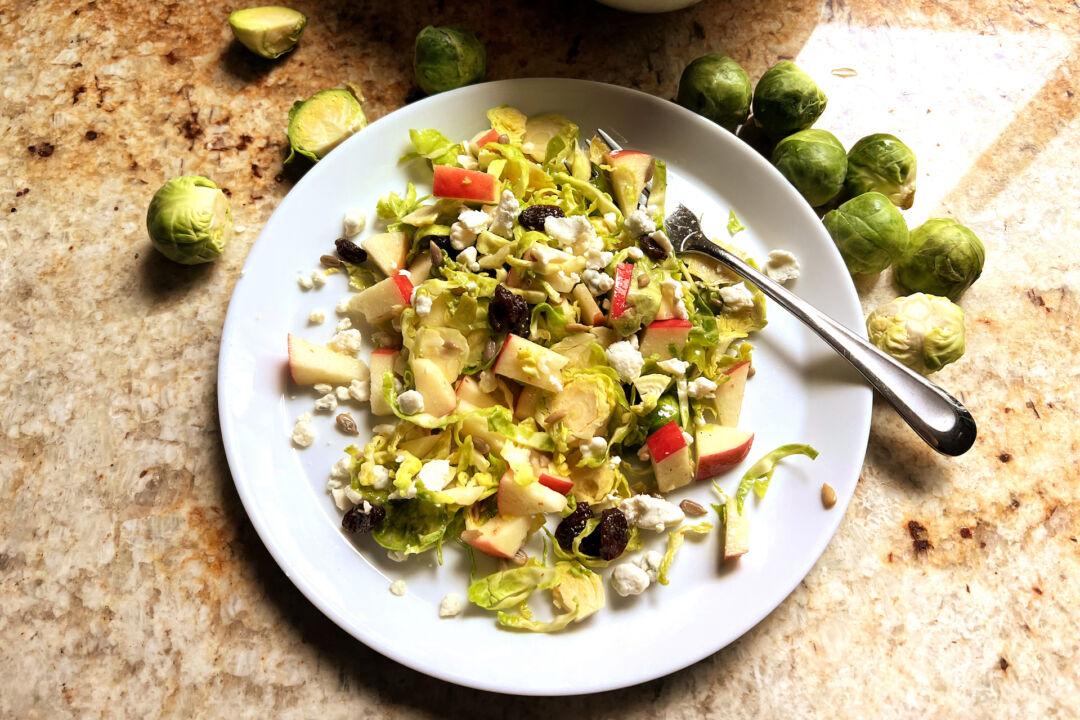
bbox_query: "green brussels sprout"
[286,87,367,162]
[772,129,847,207]
[414,26,486,96]
[676,54,752,132]
[146,176,232,265]
[822,192,910,275]
[228,6,307,59]
[866,293,966,374]
[752,61,828,137]
[845,133,917,209]
[896,218,985,300]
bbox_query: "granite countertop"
[2,0,1078,716]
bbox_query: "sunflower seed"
[821,483,837,509]
[336,413,359,435]
[679,499,708,517]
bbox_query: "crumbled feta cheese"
[328,328,363,357]
[626,246,644,260]
[335,385,350,401]
[582,268,615,296]
[649,230,674,254]
[344,487,366,505]
[682,430,694,446]
[314,392,338,413]
[389,480,417,500]
[619,495,685,532]
[414,293,433,317]
[336,296,351,315]
[660,278,689,320]
[764,249,800,284]
[439,592,465,618]
[297,274,314,291]
[603,212,618,232]
[308,309,326,325]
[397,390,425,415]
[657,358,689,377]
[544,214,596,249]
[330,456,352,481]
[457,245,481,271]
[343,209,367,238]
[313,383,333,395]
[585,248,614,270]
[629,333,640,349]
[687,377,718,398]
[456,154,479,171]
[291,412,316,447]
[583,436,608,459]
[624,209,657,237]
[610,455,622,467]
[330,487,350,510]
[611,562,651,597]
[465,281,478,293]
[369,464,391,489]
[389,579,407,596]
[417,459,453,492]
[636,550,663,583]
[605,341,645,383]
[348,379,370,403]
[450,209,491,250]
[310,271,326,288]
[489,189,520,238]
[719,282,755,312]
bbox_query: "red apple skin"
[646,421,688,464]
[461,515,530,559]
[695,432,755,481]
[538,473,574,495]
[724,360,750,377]
[472,128,500,147]
[432,165,500,204]
[609,263,635,319]
[640,318,693,357]
[391,273,414,305]
[716,361,751,426]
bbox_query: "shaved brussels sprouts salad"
[287,106,817,631]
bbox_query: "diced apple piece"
[362,231,408,277]
[407,252,433,285]
[572,283,604,325]
[410,357,458,418]
[493,333,569,393]
[497,472,568,516]
[514,385,544,422]
[287,334,369,386]
[608,262,635,319]
[605,149,653,215]
[460,414,506,452]
[722,496,749,560]
[647,421,694,493]
[694,424,755,480]
[455,376,498,410]
[368,349,399,416]
[432,165,500,204]
[715,361,750,427]
[347,273,412,325]
[414,327,468,383]
[538,473,574,495]
[461,514,531,559]
[640,318,693,359]
[399,432,443,458]
[471,128,500,148]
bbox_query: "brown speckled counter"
[2,0,1078,716]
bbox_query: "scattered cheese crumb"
[657,358,689,377]
[764,249,800,284]
[334,386,350,401]
[611,562,650,597]
[397,390,425,415]
[308,309,326,325]
[439,593,465,618]
[417,459,453,492]
[297,274,314,291]
[329,328,363,356]
[605,341,645,383]
[389,579,407,596]
[343,209,367,238]
[719,283,755,312]
[313,383,333,395]
[637,550,663,582]
[310,271,326,288]
[626,246,644,260]
[291,412,315,447]
[414,294,433,317]
[348,379,370,403]
[489,190,520,238]
[314,392,338,413]
[624,209,657,237]
[687,377,718,398]
[619,495,685,532]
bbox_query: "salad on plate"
[286,105,815,631]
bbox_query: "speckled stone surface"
[2,0,1078,716]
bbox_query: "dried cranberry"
[335,237,368,264]
[489,284,530,337]
[555,502,593,551]
[341,503,385,534]
[639,234,669,260]
[578,508,629,560]
[518,204,565,231]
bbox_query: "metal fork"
[597,128,977,456]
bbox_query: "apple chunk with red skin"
[538,473,573,495]
[347,273,412,325]
[715,361,750,427]
[471,128,500,148]
[287,335,369,386]
[605,149,654,215]
[694,424,754,481]
[461,514,531,559]
[497,471,568,516]
[647,421,694,493]
[493,333,569,393]
[608,263,635,320]
[432,165,500,205]
[639,318,692,359]
[362,231,409,277]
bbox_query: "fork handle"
[684,240,977,456]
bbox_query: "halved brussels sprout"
[414,26,486,96]
[752,61,827,137]
[896,218,985,300]
[146,175,232,264]
[866,293,966,374]
[228,6,307,59]
[845,133,917,209]
[822,192,910,275]
[286,87,367,162]
[771,129,847,207]
[676,53,752,132]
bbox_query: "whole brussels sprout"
[845,133,917,209]
[866,293,966,374]
[414,26,486,96]
[228,6,307,59]
[896,218,985,300]
[287,87,367,162]
[822,192,909,275]
[676,53,752,131]
[772,129,847,207]
[752,61,828,137]
[146,176,232,265]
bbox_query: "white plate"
[218,79,871,695]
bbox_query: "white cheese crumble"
[417,459,453,492]
[457,245,481,271]
[660,278,689,320]
[343,209,367,238]
[389,579,407,596]
[619,495,685,532]
[439,593,465,618]
[582,436,608,459]
[335,385,350,401]
[310,271,326,288]
[605,341,644,383]
[489,189,520,239]
[330,487,350,511]
[649,230,674,254]
[585,248,614,270]
[582,268,615,296]
[456,154,479,171]
[764,249,801,284]
[313,383,333,395]
[314,392,338,413]
[291,412,315,447]
[414,293,433,317]
[719,283,755,312]
[369,464,391,490]
[450,209,491,250]
[329,328,363,356]
[611,562,651,597]
[687,377,718,398]
[335,296,351,315]
[544,214,596,250]
[297,274,314,291]
[330,456,352,481]
[624,209,657,237]
[657,358,689,377]
[637,550,663,583]
[348,379,370,403]
[397,390,425,415]
[308,309,326,325]
[603,212,618,232]
[626,246,644,260]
